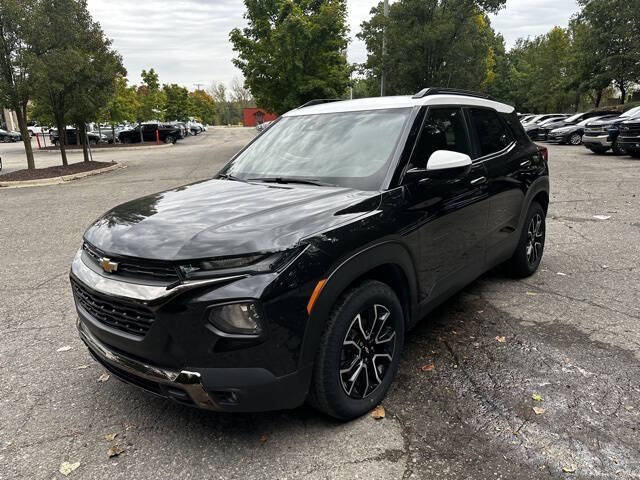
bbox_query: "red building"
[242,108,277,127]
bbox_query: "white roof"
[283,94,515,117]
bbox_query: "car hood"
[84,179,381,261]
[588,115,624,127]
[544,120,570,130]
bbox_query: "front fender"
[298,239,418,367]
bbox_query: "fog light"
[208,302,263,336]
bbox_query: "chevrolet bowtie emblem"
[99,257,118,273]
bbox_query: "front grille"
[585,126,606,135]
[83,243,180,282]
[72,279,155,336]
[620,124,640,136]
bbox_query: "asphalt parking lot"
[1,130,639,479]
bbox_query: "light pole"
[380,0,389,97]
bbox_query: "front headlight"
[208,301,263,336]
[179,247,306,279]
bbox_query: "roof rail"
[412,87,494,101]
[298,99,342,109]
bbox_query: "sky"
[86,0,580,90]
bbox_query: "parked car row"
[44,121,209,147]
[521,106,640,158]
[0,128,21,142]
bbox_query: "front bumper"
[583,134,611,147]
[618,135,640,151]
[546,132,569,143]
[71,248,316,412]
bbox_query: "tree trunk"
[79,123,90,162]
[139,125,144,143]
[111,124,116,144]
[55,114,68,166]
[15,105,35,170]
[594,89,603,108]
[619,83,626,105]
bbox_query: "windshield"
[564,113,584,123]
[621,106,640,118]
[223,109,411,190]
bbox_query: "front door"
[401,106,490,304]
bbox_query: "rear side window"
[409,107,470,169]
[469,108,514,156]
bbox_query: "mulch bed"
[0,161,115,182]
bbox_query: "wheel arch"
[299,241,418,368]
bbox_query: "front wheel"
[612,138,624,155]
[504,202,546,278]
[307,280,405,420]
[588,146,608,154]
[569,133,582,145]
[164,135,175,144]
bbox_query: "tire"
[122,137,131,144]
[307,280,405,420]
[89,139,97,146]
[164,135,175,144]
[612,138,624,155]
[629,150,640,159]
[504,202,546,278]
[588,146,607,154]
[569,133,582,145]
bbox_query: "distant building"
[242,108,277,127]
[1,108,18,131]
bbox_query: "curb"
[35,143,174,154]
[0,163,124,189]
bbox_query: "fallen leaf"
[532,406,545,415]
[57,346,72,352]
[625,405,634,412]
[593,215,610,220]
[532,392,542,402]
[557,272,567,276]
[260,434,267,445]
[562,464,577,474]
[371,405,385,420]
[104,433,118,442]
[59,461,80,476]
[107,445,125,458]
[421,363,435,372]
[496,336,506,343]
[76,365,89,369]
[525,291,537,296]
[451,330,457,335]
[97,373,110,383]
[477,310,484,314]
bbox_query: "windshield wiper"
[247,177,334,187]
[218,173,247,183]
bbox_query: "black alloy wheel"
[504,201,546,278]
[569,132,582,145]
[340,303,397,399]
[308,280,405,420]
[525,212,545,266]
[165,135,175,144]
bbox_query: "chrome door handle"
[520,159,531,167]
[470,176,487,185]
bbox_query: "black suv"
[118,123,181,144]
[70,89,549,420]
[618,118,640,158]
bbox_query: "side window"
[409,107,470,169]
[469,108,514,156]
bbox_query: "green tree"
[30,0,106,166]
[102,75,138,141]
[189,89,216,125]
[163,83,191,121]
[68,27,125,161]
[575,0,640,104]
[0,0,37,170]
[136,68,165,141]
[358,0,506,96]
[230,0,350,114]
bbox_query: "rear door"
[467,108,533,267]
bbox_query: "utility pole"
[193,83,205,91]
[380,0,389,97]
